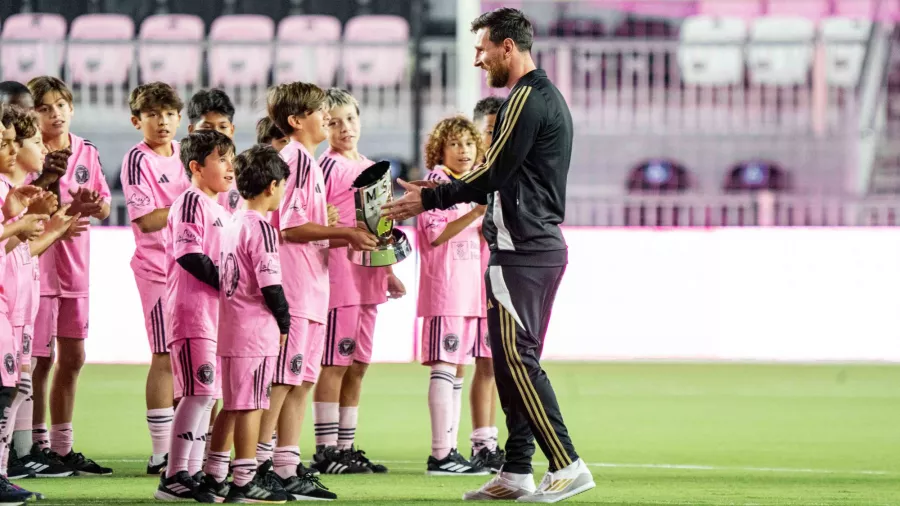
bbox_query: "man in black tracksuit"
[383,8,595,503]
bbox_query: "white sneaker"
[516,459,595,503]
[463,471,537,501]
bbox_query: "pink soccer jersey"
[278,140,329,323]
[0,178,12,317]
[9,242,34,327]
[39,134,111,297]
[121,140,191,283]
[165,186,228,344]
[319,149,388,309]
[218,210,284,358]
[416,166,484,318]
[217,184,243,215]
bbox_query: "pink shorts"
[221,356,274,411]
[420,316,479,366]
[323,305,377,367]
[171,338,222,401]
[470,317,491,359]
[0,316,19,388]
[33,296,89,358]
[13,326,31,366]
[274,317,324,386]
[135,276,168,355]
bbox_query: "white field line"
[107,459,894,476]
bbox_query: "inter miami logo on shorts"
[74,165,89,184]
[222,253,240,298]
[228,189,240,210]
[197,363,214,385]
[3,354,14,375]
[290,354,303,375]
[443,334,460,353]
[22,333,31,355]
[338,338,356,357]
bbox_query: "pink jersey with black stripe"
[165,186,228,344]
[218,210,284,357]
[319,149,388,309]
[121,141,191,283]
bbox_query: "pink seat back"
[68,14,135,85]
[208,15,274,87]
[698,0,762,17]
[0,13,67,82]
[343,15,409,87]
[834,0,878,18]
[877,0,900,21]
[139,15,204,86]
[766,0,832,20]
[275,15,341,86]
[626,0,698,17]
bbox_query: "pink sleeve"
[91,151,112,203]
[122,152,157,221]
[172,201,206,258]
[278,159,310,231]
[420,208,450,244]
[251,221,283,289]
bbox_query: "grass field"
[12,362,900,505]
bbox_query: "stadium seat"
[833,0,877,18]
[766,0,832,20]
[821,17,872,87]
[626,0,698,18]
[139,14,205,86]
[678,16,747,86]
[274,15,341,87]
[208,14,274,88]
[67,14,135,85]
[343,15,409,88]
[747,17,815,85]
[0,13,68,82]
[697,0,762,18]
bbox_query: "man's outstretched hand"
[381,179,426,221]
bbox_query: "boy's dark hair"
[0,81,32,107]
[256,116,285,145]
[27,76,72,107]
[234,144,290,200]
[473,96,504,122]
[129,81,185,117]
[470,8,534,52]
[188,89,235,124]
[180,130,235,179]
[266,82,326,136]
[2,105,38,142]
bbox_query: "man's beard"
[486,64,509,88]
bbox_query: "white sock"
[312,402,339,448]
[337,406,358,451]
[451,376,463,451]
[428,364,456,460]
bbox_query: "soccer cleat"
[426,449,490,476]
[310,447,371,475]
[6,448,35,480]
[59,450,113,476]
[224,468,289,504]
[0,475,32,505]
[17,445,73,478]
[297,462,319,477]
[515,459,595,503]
[471,447,507,474]
[280,472,337,501]
[153,470,197,501]
[346,446,388,474]
[255,460,291,500]
[147,453,167,475]
[463,471,537,501]
[194,473,229,503]
[193,470,206,484]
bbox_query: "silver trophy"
[348,161,412,267]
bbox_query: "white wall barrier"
[87,226,900,364]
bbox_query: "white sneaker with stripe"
[516,459,595,503]
[426,449,490,476]
[463,471,537,500]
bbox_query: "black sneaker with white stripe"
[310,447,371,475]
[194,473,229,503]
[223,469,289,504]
[59,450,113,476]
[280,472,336,501]
[426,449,490,476]
[154,470,196,501]
[471,446,506,474]
[16,445,73,478]
[6,448,35,480]
[347,446,388,474]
